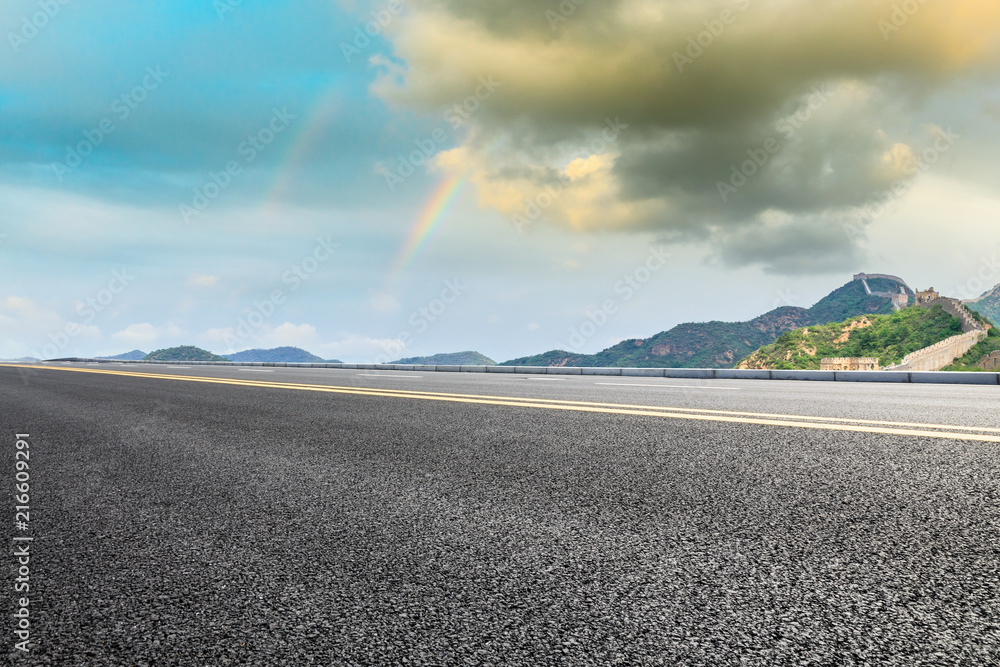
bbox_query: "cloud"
[314,334,408,362]
[433,143,668,232]
[555,258,582,270]
[112,323,159,346]
[374,0,1000,272]
[186,275,219,288]
[378,1,1000,127]
[111,322,183,347]
[0,297,60,331]
[201,321,320,353]
[710,210,863,276]
[0,296,101,358]
[202,321,407,361]
[268,322,320,347]
[369,291,400,313]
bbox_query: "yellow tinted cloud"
[434,146,667,232]
[375,0,999,269]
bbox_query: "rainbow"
[382,136,508,285]
[385,174,465,283]
[261,87,504,287]
[262,87,342,213]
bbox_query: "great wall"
[820,357,879,371]
[853,273,910,287]
[883,292,988,372]
[979,350,1000,371]
[825,276,993,372]
[884,329,987,372]
[853,273,911,310]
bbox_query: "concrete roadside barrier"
[663,369,715,380]
[835,371,910,383]
[622,368,666,377]
[30,359,1000,386]
[581,368,622,376]
[770,370,836,382]
[715,369,770,380]
[909,371,999,385]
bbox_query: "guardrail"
[37,359,1000,385]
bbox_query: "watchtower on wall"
[915,288,940,306]
[820,357,880,371]
[979,351,1000,371]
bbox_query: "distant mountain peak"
[224,347,340,363]
[502,276,910,369]
[738,303,989,371]
[97,349,147,361]
[965,282,1000,326]
[144,346,228,362]
[392,351,497,366]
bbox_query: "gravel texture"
[2,365,999,665]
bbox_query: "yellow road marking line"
[7,363,1000,434]
[4,363,1000,443]
[135,367,1000,434]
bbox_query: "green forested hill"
[965,283,1000,326]
[394,351,497,366]
[144,346,229,362]
[98,349,147,361]
[808,277,909,323]
[738,306,962,370]
[502,277,912,368]
[225,347,334,363]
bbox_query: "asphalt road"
[2,363,999,665]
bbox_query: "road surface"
[2,362,999,665]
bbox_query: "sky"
[1,0,999,362]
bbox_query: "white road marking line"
[6,363,999,442]
[525,377,567,381]
[595,383,741,390]
[238,368,275,372]
[356,374,421,378]
[166,366,192,369]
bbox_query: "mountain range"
[92,346,342,363]
[966,284,1000,324]
[738,305,964,370]
[38,277,1000,368]
[144,346,229,362]
[503,277,915,369]
[225,347,342,363]
[98,350,148,361]
[393,351,497,366]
